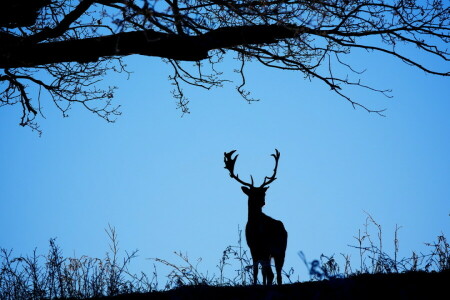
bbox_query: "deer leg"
[267,265,274,286]
[261,259,274,286]
[262,269,267,285]
[252,261,258,285]
[274,255,285,285]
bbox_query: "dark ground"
[98,270,449,300]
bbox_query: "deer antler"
[260,149,280,188]
[224,150,254,187]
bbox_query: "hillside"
[101,270,449,300]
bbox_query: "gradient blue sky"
[1,42,449,282]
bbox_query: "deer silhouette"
[224,149,287,285]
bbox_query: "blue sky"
[1,43,449,282]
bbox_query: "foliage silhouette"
[1,0,450,132]
[0,225,156,299]
[0,217,449,299]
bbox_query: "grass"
[308,213,449,279]
[1,216,449,299]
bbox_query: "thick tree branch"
[0,25,300,68]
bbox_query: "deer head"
[224,149,280,209]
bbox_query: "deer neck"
[247,202,263,222]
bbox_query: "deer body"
[224,150,288,285]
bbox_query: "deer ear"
[241,186,250,195]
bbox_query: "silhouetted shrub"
[1,218,448,299]
[0,226,156,299]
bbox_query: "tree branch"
[0,24,301,68]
